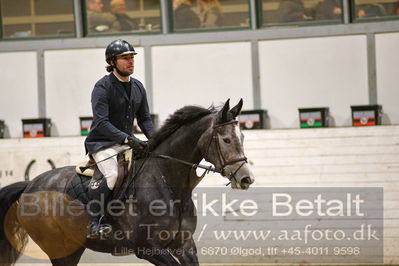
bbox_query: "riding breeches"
[91,144,130,190]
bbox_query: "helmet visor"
[117,51,137,57]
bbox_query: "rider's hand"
[125,136,149,158]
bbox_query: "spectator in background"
[87,0,115,33]
[110,0,138,31]
[197,0,224,28]
[357,3,386,18]
[173,0,201,30]
[315,0,342,20]
[277,0,312,23]
[394,0,399,15]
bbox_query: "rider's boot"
[87,178,112,239]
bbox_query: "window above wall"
[0,0,398,40]
[259,0,344,26]
[171,0,251,32]
[352,0,399,21]
[0,0,76,39]
[84,0,162,36]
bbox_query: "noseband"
[204,120,248,185]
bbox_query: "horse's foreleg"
[170,238,199,266]
[136,245,180,266]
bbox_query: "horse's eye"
[223,138,231,144]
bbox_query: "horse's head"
[198,99,255,189]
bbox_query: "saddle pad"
[65,173,91,204]
[69,150,133,204]
[75,160,94,177]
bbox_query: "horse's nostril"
[241,176,253,186]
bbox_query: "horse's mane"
[148,105,217,150]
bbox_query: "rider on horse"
[84,39,154,239]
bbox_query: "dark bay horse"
[0,99,254,266]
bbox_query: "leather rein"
[82,120,248,186]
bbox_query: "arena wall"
[259,35,369,128]
[152,42,254,123]
[0,34,398,138]
[0,126,398,264]
[44,47,146,137]
[375,32,399,125]
[0,51,39,138]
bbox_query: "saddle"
[66,149,133,204]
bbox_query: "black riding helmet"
[105,39,137,64]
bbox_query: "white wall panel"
[259,36,369,128]
[44,47,145,136]
[0,51,38,138]
[152,42,253,123]
[376,32,399,125]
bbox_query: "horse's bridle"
[153,119,248,187]
[203,120,248,186]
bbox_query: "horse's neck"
[154,116,213,191]
[157,116,212,162]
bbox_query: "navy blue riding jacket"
[85,73,154,154]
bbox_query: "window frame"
[0,0,398,40]
[169,0,253,33]
[256,0,346,28]
[82,0,163,37]
[350,0,399,23]
[0,0,77,40]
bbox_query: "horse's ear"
[221,99,230,122]
[230,98,243,118]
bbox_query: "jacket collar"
[110,71,131,83]
[110,72,133,102]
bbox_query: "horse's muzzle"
[226,162,255,190]
[239,176,254,189]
